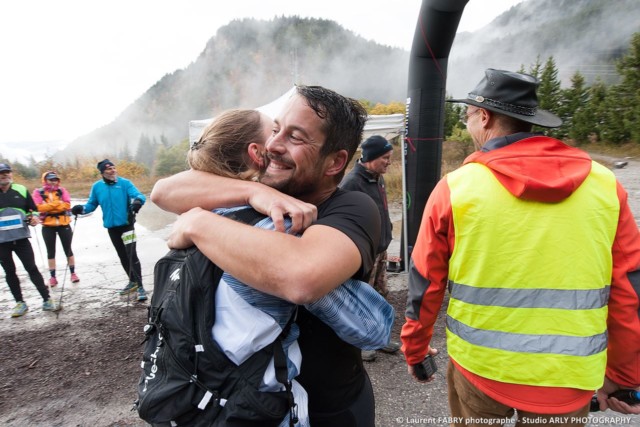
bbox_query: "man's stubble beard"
[259,170,318,200]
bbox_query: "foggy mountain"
[446,0,640,97]
[60,17,408,161]
[59,0,639,161]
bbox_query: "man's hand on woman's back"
[246,182,317,233]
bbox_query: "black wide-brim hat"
[448,68,562,128]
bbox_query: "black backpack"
[135,208,298,427]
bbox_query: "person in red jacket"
[401,69,640,426]
[32,171,79,286]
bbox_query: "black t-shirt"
[295,188,380,416]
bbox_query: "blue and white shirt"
[211,206,394,427]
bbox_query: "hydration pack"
[135,208,297,426]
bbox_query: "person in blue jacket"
[72,159,147,301]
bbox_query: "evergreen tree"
[528,55,542,79]
[154,140,190,176]
[118,144,133,161]
[537,57,562,137]
[579,80,608,143]
[444,100,464,140]
[160,133,170,148]
[615,32,640,143]
[562,72,589,144]
[600,85,630,144]
[135,133,158,169]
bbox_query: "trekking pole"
[125,212,138,314]
[31,217,61,316]
[56,213,78,319]
[33,223,48,273]
[31,218,52,283]
[33,221,55,302]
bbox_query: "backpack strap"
[37,189,69,218]
[273,307,299,427]
[38,188,62,199]
[225,206,299,424]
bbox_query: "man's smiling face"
[102,165,118,181]
[260,94,328,201]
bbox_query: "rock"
[614,161,628,169]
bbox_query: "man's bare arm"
[168,207,361,304]
[151,170,248,213]
[151,170,317,233]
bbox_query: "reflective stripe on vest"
[446,161,618,390]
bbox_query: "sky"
[0,0,524,157]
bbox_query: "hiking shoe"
[43,299,60,311]
[49,277,58,287]
[362,350,377,362]
[70,273,80,283]
[11,302,28,317]
[137,288,148,302]
[380,340,401,354]
[119,282,139,295]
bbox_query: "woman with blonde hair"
[188,108,268,180]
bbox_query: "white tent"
[188,87,405,145]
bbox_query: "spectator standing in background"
[72,159,147,301]
[0,163,58,317]
[340,135,400,361]
[32,171,80,286]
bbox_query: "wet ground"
[0,200,175,330]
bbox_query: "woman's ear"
[248,143,265,168]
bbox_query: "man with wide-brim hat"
[449,68,562,150]
[401,68,640,424]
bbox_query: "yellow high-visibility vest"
[446,161,618,390]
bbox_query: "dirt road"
[1,158,639,426]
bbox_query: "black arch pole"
[401,0,468,269]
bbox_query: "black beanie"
[360,135,392,163]
[97,159,115,174]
